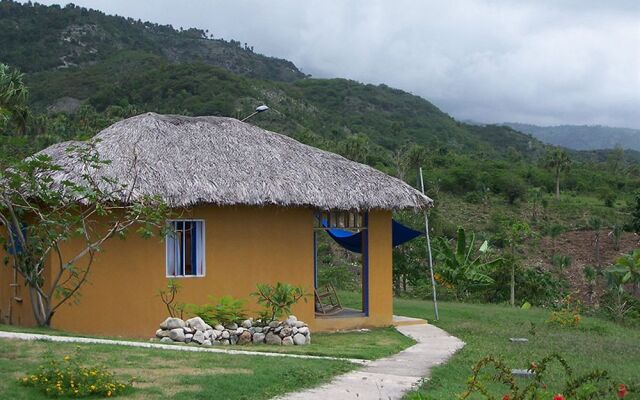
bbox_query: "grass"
[0,323,414,361]
[0,338,355,399]
[231,327,414,360]
[394,298,640,399]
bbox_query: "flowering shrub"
[546,295,581,328]
[19,351,131,398]
[460,353,629,399]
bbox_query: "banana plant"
[607,249,640,296]
[434,227,502,300]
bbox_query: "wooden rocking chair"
[314,283,343,315]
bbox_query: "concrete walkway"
[0,331,367,365]
[277,323,465,400]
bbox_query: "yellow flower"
[64,355,70,361]
[90,385,96,392]
[107,390,112,397]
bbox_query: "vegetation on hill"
[506,122,640,152]
[0,0,305,82]
[1,0,639,330]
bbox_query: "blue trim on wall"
[362,212,369,316]
[313,230,318,289]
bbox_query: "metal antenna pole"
[420,167,439,321]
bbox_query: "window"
[166,220,205,277]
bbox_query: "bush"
[19,351,131,398]
[252,282,309,322]
[546,295,582,328]
[189,295,247,326]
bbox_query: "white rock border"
[154,315,311,347]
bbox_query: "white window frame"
[165,219,206,278]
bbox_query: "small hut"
[0,113,432,337]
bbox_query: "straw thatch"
[38,113,433,211]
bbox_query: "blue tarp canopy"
[323,220,423,253]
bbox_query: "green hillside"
[1,0,639,236]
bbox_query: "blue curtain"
[323,220,422,254]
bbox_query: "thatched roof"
[38,113,433,211]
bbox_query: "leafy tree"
[632,191,640,234]
[0,63,29,135]
[339,134,370,164]
[504,222,533,307]
[588,217,603,267]
[0,142,168,326]
[543,148,572,199]
[434,227,502,300]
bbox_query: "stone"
[168,328,185,342]
[293,333,306,345]
[268,320,279,328]
[253,332,266,343]
[236,327,245,335]
[221,330,230,339]
[279,327,292,338]
[185,333,194,343]
[511,369,535,378]
[230,334,238,345]
[242,319,253,329]
[183,326,193,334]
[238,331,252,345]
[203,330,212,340]
[192,330,205,345]
[203,340,212,346]
[214,324,225,331]
[156,329,170,338]
[292,327,298,335]
[286,315,297,326]
[225,323,238,330]
[274,326,283,334]
[294,321,306,328]
[160,337,174,344]
[186,317,209,332]
[282,336,294,346]
[306,334,311,345]
[160,317,185,330]
[297,327,310,335]
[509,338,529,343]
[212,330,222,339]
[265,332,282,345]
[254,327,263,333]
[221,339,230,345]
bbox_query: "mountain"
[504,123,640,152]
[0,0,305,82]
[1,0,638,208]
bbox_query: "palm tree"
[544,148,572,199]
[0,63,29,135]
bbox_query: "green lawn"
[0,338,355,399]
[232,327,414,360]
[394,298,640,399]
[0,323,414,361]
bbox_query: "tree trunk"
[510,264,515,307]
[555,171,560,199]
[28,286,52,327]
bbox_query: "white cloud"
[31,0,640,128]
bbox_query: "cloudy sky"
[36,1,640,128]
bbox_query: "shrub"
[252,282,309,322]
[157,279,185,319]
[189,295,247,326]
[19,351,131,398]
[458,353,629,400]
[546,295,582,328]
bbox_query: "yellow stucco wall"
[1,206,393,337]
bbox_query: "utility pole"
[420,167,439,321]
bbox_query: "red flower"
[618,384,628,398]
[553,395,565,400]
[502,395,510,400]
